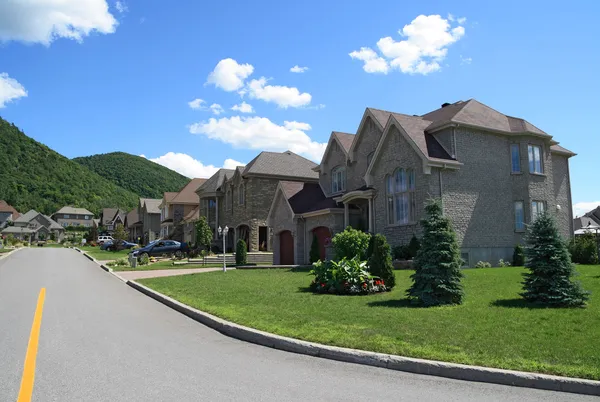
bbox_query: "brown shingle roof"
[126,208,140,227]
[0,200,20,217]
[183,206,200,223]
[279,182,341,214]
[170,178,206,204]
[550,144,576,156]
[242,151,318,180]
[197,169,235,194]
[333,132,355,153]
[144,199,162,214]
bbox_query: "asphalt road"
[0,248,595,402]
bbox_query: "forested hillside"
[0,117,139,215]
[73,152,190,198]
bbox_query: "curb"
[126,280,600,396]
[0,247,20,261]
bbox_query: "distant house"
[573,205,600,232]
[0,200,20,229]
[140,198,161,244]
[1,209,64,242]
[100,208,126,233]
[182,205,200,245]
[125,208,142,243]
[159,178,206,240]
[52,206,94,228]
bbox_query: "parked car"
[130,240,189,260]
[97,235,114,245]
[101,239,138,251]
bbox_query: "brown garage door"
[279,230,294,265]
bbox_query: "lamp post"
[218,226,229,272]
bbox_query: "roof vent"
[441,102,451,108]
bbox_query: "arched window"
[239,183,245,205]
[331,166,346,193]
[386,168,416,225]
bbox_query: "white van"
[97,235,114,244]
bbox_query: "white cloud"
[247,77,311,108]
[573,201,600,218]
[0,0,118,45]
[188,98,206,110]
[350,14,465,75]
[290,65,308,73]
[206,58,254,92]
[0,73,27,108]
[209,103,224,115]
[231,101,254,113]
[115,1,128,13]
[143,152,244,178]
[457,17,467,24]
[189,116,326,162]
[349,47,390,74]
[460,55,472,65]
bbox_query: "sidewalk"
[115,267,234,281]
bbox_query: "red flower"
[362,283,367,289]
[321,283,326,287]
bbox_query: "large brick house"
[197,151,319,252]
[159,178,206,240]
[268,99,575,267]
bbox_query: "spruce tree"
[407,199,464,306]
[236,239,247,265]
[512,244,525,266]
[521,213,589,307]
[368,234,396,289]
[309,234,321,263]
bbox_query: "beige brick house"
[197,151,319,252]
[267,99,575,266]
[159,178,206,240]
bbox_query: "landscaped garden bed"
[140,265,600,380]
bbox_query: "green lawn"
[0,248,13,254]
[140,265,600,380]
[83,248,131,261]
[110,260,234,271]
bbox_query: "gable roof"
[333,132,354,153]
[242,151,318,180]
[43,215,63,230]
[183,205,200,223]
[0,200,20,217]
[171,178,206,204]
[126,208,141,227]
[281,181,340,214]
[14,209,40,223]
[197,169,235,194]
[101,208,126,225]
[573,215,600,231]
[54,206,94,216]
[550,144,576,156]
[142,198,162,214]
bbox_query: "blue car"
[130,240,188,260]
[101,239,138,251]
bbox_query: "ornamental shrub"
[568,233,599,265]
[309,257,387,295]
[392,244,411,260]
[475,261,492,268]
[367,234,395,289]
[236,239,247,265]
[498,259,511,267]
[309,234,321,263]
[513,244,525,266]
[332,227,370,260]
[139,254,150,266]
[521,213,589,307]
[195,216,212,251]
[408,235,421,258]
[407,199,464,306]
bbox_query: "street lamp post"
[218,226,229,272]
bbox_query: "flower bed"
[309,257,388,295]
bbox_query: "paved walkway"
[115,267,232,280]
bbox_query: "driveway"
[0,248,595,401]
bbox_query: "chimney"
[441,102,451,108]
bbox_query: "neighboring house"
[1,209,64,242]
[159,178,206,240]
[199,151,319,253]
[125,208,142,243]
[100,208,126,233]
[182,205,200,245]
[268,99,575,266]
[573,205,600,231]
[51,206,94,228]
[140,198,161,244]
[0,200,20,229]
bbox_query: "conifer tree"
[407,199,464,306]
[521,213,589,307]
[368,234,396,289]
[309,234,321,263]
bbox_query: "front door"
[279,231,294,265]
[312,227,330,261]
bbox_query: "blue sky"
[0,0,599,215]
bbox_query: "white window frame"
[386,168,416,225]
[331,166,346,194]
[64,214,70,219]
[510,144,521,173]
[531,200,546,222]
[528,145,543,174]
[514,201,525,231]
[85,215,90,220]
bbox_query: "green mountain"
[0,117,139,216]
[73,152,190,199]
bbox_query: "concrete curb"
[0,247,21,261]
[126,280,600,396]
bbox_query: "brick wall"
[319,140,347,197]
[348,116,383,191]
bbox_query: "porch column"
[344,202,349,229]
[368,198,374,233]
[215,197,219,240]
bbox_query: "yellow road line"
[17,288,46,402]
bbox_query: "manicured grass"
[0,249,13,253]
[110,260,234,271]
[140,265,600,380]
[83,248,131,261]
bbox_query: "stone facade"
[347,116,383,191]
[319,140,348,197]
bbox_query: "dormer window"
[331,166,346,193]
[239,184,245,205]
